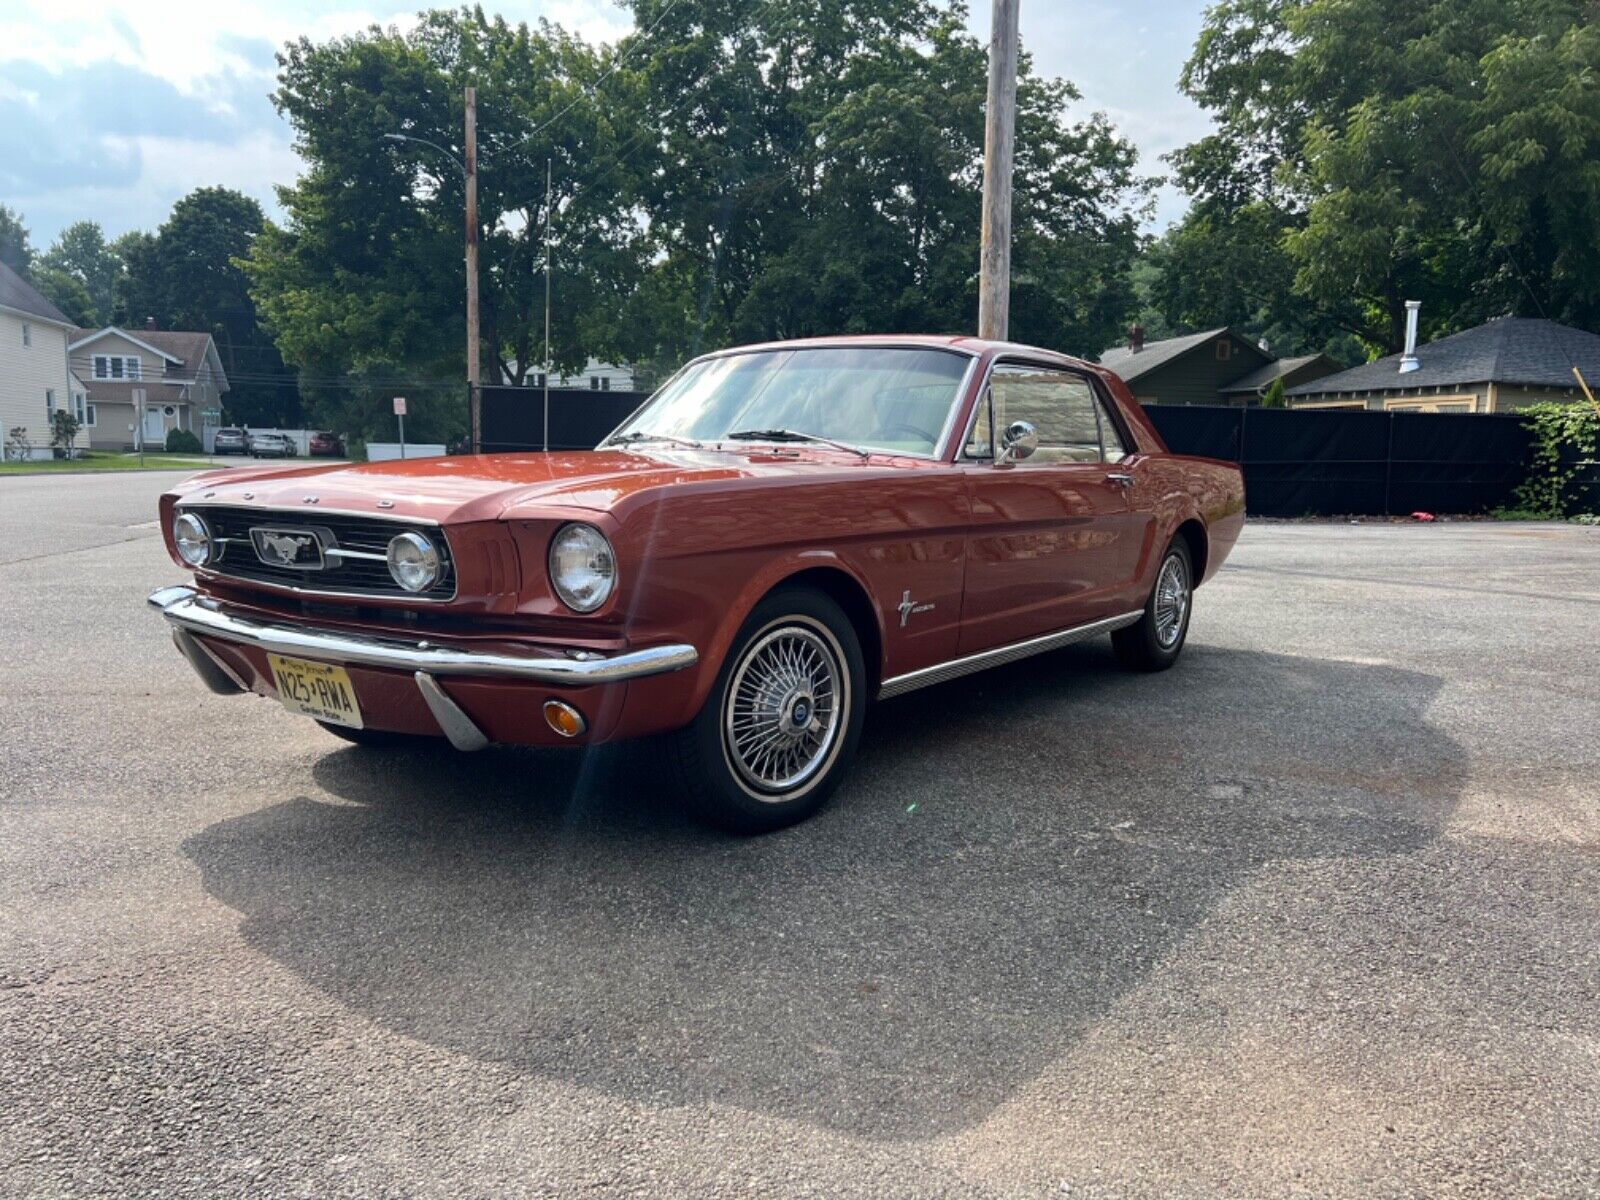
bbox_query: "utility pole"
[978,0,1020,341]
[464,85,481,453]
[543,159,552,454]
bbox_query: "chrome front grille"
[183,505,456,600]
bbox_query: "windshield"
[609,347,972,457]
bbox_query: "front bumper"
[148,585,699,748]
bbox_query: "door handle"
[1106,472,1134,486]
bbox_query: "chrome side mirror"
[996,419,1038,466]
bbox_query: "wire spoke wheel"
[723,621,846,799]
[1153,552,1190,649]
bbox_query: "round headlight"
[386,531,441,593]
[173,512,212,567]
[548,523,616,613]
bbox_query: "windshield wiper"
[725,428,870,459]
[606,430,703,449]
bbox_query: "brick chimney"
[1128,323,1146,353]
[145,316,157,331]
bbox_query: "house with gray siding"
[1099,327,1339,407]
[69,324,230,451]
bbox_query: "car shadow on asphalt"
[181,641,1464,1141]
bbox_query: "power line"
[508,0,684,149]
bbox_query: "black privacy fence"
[480,386,649,453]
[1144,405,1600,517]
[482,388,1595,517]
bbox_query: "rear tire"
[1113,538,1193,672]
[315,721,422,748]
[669,588,866,834]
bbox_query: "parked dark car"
[247,432,297,459]
[308,431,345,457]
[212,428,248,456]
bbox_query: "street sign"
[393,397,408,416]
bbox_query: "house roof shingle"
[1098,327,1232,382]
[69,327,224,386]
[1288,318,1600,396]
[1219,354,1343,394]
[0,261,73,326]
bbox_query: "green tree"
[1163,0,1600,355]
[610,0,1147,363]
[112,230,162,326]
[1261,377,1286,408]
[40,221,123,325]
[245,8,644,443]
[33,267,95,326]
[114,192,300,427]
[0,205,33,277]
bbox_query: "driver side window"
[963,365,1109,464]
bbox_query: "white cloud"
[4,0,1207,243]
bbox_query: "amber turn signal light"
[543,699,587,738]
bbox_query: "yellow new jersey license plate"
[267,653,364,729]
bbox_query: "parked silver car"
[212,428,248,455]
[247,432,297,459]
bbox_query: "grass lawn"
[0,452,219,475]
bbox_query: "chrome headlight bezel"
[172,511,212,567]
[386,531,441,593]
[548,522,617,613]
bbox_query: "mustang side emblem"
[898,589,935,628]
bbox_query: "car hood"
[170,447,931,524]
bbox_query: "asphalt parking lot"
[2,470,1598,1198]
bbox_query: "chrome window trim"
[878,610,1144,699]
[604,345,981,463]
[180,504,458,603]
[954,356,1127,466]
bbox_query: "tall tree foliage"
[246,0,1149,442]
[0,205,32,277]
[610,0,1148,363]
[245,8,645,442]
[40,222,122,326]
[1157,0,1600,355]
[118,189,299,426]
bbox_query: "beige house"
[0,261,90,459]
[1288,313,1600,413]
[69,324,230,451]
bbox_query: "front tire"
[670,588,866,833]
[1112,538,1193,672]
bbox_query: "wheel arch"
[1172,517,1209,585]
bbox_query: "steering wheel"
[875,421,937,445]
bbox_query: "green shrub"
[165,429,203,454]
[1512,402,1599,518]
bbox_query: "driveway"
[2,472,1597,1197]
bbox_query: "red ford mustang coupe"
[150,336,1244,831]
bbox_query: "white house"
[0,261,90,459]
[508,358,640,391]
[69,323,230,451]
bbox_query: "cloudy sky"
[0,0,1211,248]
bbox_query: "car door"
[956,363,1142,655]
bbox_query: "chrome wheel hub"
[1154,553,1190,649]
[724,623,843,797]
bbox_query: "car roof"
[698,334,1096,372]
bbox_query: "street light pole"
[543,159,552,453]
[464,86,481,454]
[978,0,1020,341]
